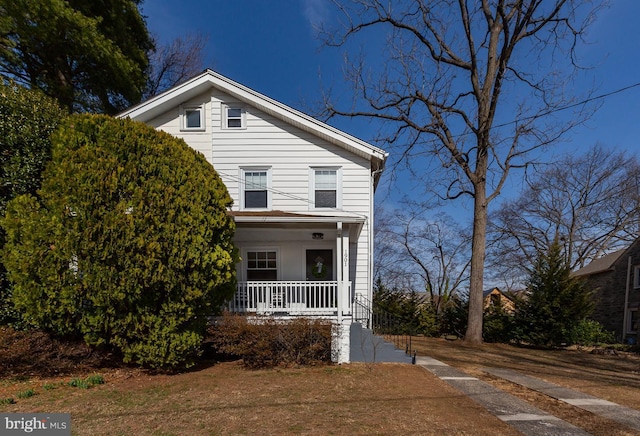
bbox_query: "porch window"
[242,168,270,209]
[246,250,277,281]
[311,167,341,209]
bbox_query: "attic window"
[181,105,204,131]
[224,105,245,129]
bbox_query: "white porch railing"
[228,281,351,316]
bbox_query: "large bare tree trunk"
[466,182,488,344]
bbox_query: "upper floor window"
[180,105,204,131]
[242,167,271,209]
[223,105,246,129]
[310,167,341,209]
[634,265,640,289]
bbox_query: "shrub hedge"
[208,313,333,368]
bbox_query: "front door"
[306,249,333,281]
[306,249,334,308]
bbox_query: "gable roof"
[119,69,388,184]
[482,287,515,300]
[482,287,501,298]
[573,248,627,277]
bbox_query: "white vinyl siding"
[142,88,374,303]
[150,95,212,161]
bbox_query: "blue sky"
[142,1,640,216]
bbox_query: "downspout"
[368,166,377,317]
[623,255,632,340]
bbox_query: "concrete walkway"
[416,356,590,435]
[484,367,640,432]
[348,329,639,434]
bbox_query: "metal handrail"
[354,293,417,362]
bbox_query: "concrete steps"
[349,322,413,363]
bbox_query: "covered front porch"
[225,211,370,363]
[226,211,365,317]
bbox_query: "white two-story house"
[119,70,387,363]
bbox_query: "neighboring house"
[119,69,388,363]
[573,239,640,342]
[483,287,515,314]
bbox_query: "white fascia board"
[117,71,213,122]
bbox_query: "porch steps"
[349,323,413,364]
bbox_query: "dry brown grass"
[1,361,517,435]
[2,331,640,435]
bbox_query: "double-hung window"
[223,105,246,129]
[246,250,278,281]
[634,265,640,289]
[311,167,340,209]
[242,168,270,209]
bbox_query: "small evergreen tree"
[0,82,66,327]
[372,279,421,334]
[1,114,238,368]
[514,239,594,347]
[483,302,515,343]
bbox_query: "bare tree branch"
[488,143,640,287]
[144,32,209,99]
[322,0,603,343]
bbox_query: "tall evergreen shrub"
[1,114,238,368]
[0,82,66,327]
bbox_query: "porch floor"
[349,323,413,364]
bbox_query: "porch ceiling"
[228,210,365,225]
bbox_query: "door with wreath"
[305,249,335,308]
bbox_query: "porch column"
[336,222,351,317]
[341,225,350,316]
[335,222,351,364]
[336,222,343,318]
